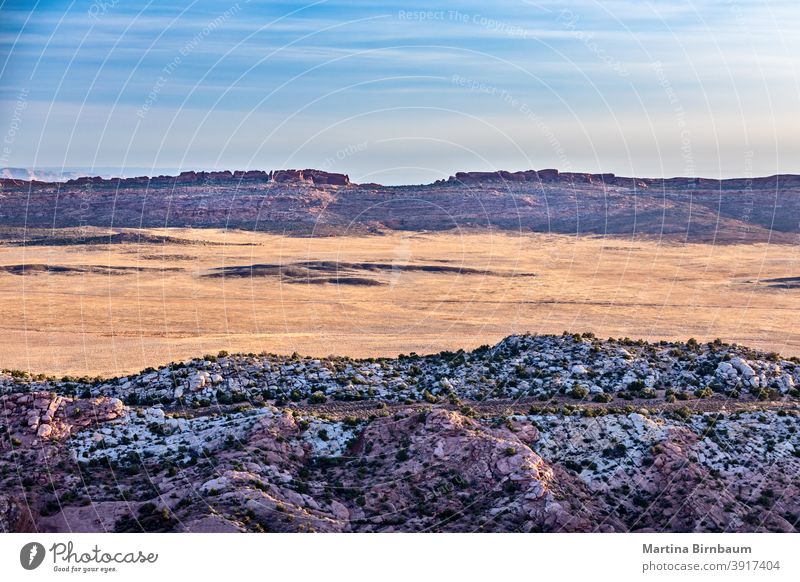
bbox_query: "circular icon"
[20,542,46,570]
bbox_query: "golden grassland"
[0,228,798,377]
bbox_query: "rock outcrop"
[0,392,125,446]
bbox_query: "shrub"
[752,388,770,400]
[458,405,478,418]
[570,385,589,399]
[694,387,713,399]
[627,380,646,392]
[422,390,438,404]
[602,443,627,459]
[673,406,692,421]
[308,391,327,404]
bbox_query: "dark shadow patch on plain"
[759,276,800,289]
[1,232,256,247]
[0,263,184,276]
[205,260,535,282]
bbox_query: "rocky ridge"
[1,333,798,533]
[3,333,794,409]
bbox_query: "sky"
[0,0,798,184]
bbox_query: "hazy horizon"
[2,0,799,185]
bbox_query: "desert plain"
[0,227,798,377]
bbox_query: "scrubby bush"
[570,385,589,399]
[694,387,713,399]
[308,391,327,404]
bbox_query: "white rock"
[199,475,230,493]
[730,357,756,378]
[777,374,795,393]
[144,407,165,424]
[717,362,733,373]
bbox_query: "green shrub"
[570,385,589,399]
[308,391,327,404]
[694,387,713,399]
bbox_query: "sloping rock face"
[0,392,797,532]
[0,396,616,533]
[318,408,618,532]
[532,412,799,532]
[1,168,798,241]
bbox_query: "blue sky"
[0,0,798,184]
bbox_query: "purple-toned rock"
[302,169,350,186]
[271,169,310,183]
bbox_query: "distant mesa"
[433,169,800,190]
[434,169,623,186]
[2,167,800,243]
[4,166,800,190]
[272,169,350,186]
[58,168,351,188]
[436,169,561,185]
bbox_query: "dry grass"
[0,228,798,376]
